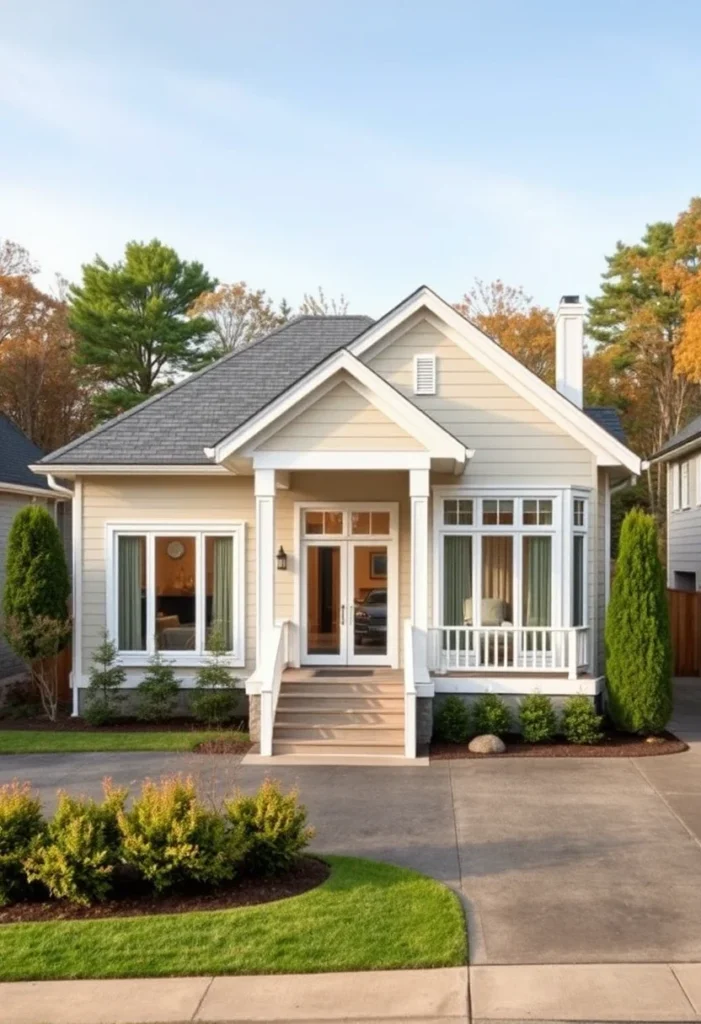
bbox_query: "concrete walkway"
[10,963,701,1022]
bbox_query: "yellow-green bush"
[0,782,44,905]
[225,779,314,877]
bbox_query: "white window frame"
[571,495,588,628]
[671,463,681,512]
[434,488,572,630]
[106,521,246,667]
[681,460,691,509]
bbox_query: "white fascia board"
[649,437,701,464]
[349,287,641,476]
[0,482,57,500]
[251,451,433,471]
[30,464,231,477]
[213,349,471,465]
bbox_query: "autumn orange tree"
[455,279,555,383]
[0,242,95,452]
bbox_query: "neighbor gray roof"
[651,413,701,461]
[40,316,375,466]
[0,415,51,490]
[584,407,626,445]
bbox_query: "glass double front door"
[303,542,389,664]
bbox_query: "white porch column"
[409,468,430,681]
[255,468,276,670]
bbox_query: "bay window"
[572,498,587,627]
[110,524,245,663]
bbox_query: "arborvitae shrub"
[605,508,672,733]
[84,632,126,726]
[562,695,604,745]
[191,628,239,726]
[136,651,181,721]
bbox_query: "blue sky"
[1,1,699,315]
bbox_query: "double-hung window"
[572,498,587,627]
[110,524,245,663]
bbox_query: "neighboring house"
[33,287,641,757]
[0,415,72,683]
[650,415,701,591]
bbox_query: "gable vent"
[414,354,436,395]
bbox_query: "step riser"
[276,711,404,727]
[274,727,404,742]
[274,742,405,757]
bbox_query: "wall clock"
[167,541,185,560]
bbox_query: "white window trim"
[671,463,681,512]
[681,460,691,509]
[433,486,592,631]
[105,521,246,668]
[572,497,588,628]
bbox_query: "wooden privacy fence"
[668,589,701,677]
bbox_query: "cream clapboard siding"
[81,477,257,677]
[259,380,425,451]
[667,456,701,588]
[367,319,596,487]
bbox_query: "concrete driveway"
[2,680,701,966]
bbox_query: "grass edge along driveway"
[0,856,467,980]
[0,730,249,754]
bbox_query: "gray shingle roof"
[651,413,701,460]
[41,316,374,466]
[0,415,51,490]
[584,407,626,445]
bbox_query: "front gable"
[258,379,426,452]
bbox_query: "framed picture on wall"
[370,551,387,579]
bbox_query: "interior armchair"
[463,598,512,627]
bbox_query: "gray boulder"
[468,733,506,754]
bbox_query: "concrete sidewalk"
[7,963,701,1023]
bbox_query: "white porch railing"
[259,619,290,757]
[428,626,589,680]
[403,619,418,759]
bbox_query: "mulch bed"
[0,856,330,925]
[431,730,688,759]
[0,714,248,735]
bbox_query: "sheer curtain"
[210,537,233,649]
[481,536,513,620]
[118,536,144,650]
[523,536,552,627]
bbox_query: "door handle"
[341,604,345,625]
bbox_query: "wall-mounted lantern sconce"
[276,546,287,571]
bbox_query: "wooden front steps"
[273,668,405,757]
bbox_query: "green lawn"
[0,856,467,980]
[0,730,249,754]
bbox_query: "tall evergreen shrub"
[605,508,672,733]
[3,504,70,660]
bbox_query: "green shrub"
[605,508,672,734]
[3,504,70,662]
[0,782,45,905]
[472,693,512,736]
[433,696,471,743]
[519,693,557,743]
[225,779,314,877]
[84,632,126,726]
[192,628,239,726]
[561,695,604,745]
[24,782,126,905]
[136,651,181,721]
[118,776,244,893]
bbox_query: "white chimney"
[555,294,584,408]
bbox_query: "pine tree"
[84,631,126,726]
[69,239,216,419]
[136,650,181,721]
[3,504,70,661]
[605,509,672,733]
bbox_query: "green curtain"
[210,537,233,650]
[573,535,584,626]
[443,536,472,625]
[118,536,144,650]
[523,536,551,627]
